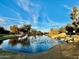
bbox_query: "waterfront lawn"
[0,34,17,40]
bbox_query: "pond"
[0,36,64,54]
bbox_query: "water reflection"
[0,36,63,53]
[9,38,30,46]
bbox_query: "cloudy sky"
[0,0,79,31]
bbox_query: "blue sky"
[0,0,79,31]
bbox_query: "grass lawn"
[0,34,17,40]
[0,50,17,55]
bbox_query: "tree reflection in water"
[9,24,47,47]
[9,39,18,46]
[9,38,30,46]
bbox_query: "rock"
[58,33,66,38]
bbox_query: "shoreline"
[49,33,79,43]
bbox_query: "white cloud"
[44,15,68,28]
[0,18,5,23]
[31,14,69,31]
[0,2,27,24]
[17,0,42,25]
[16,0,69,31]
[63,4,72,11]
[0,15,29,25]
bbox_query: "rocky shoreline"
[49,33,79,43]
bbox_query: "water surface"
[0,36,63,53]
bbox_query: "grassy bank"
[0,34,17,40]
[0,50,17,55]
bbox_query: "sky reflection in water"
[0,36,63,53]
